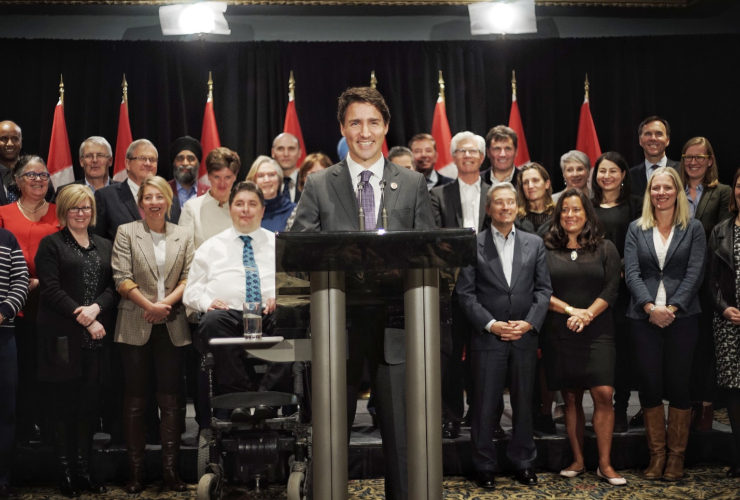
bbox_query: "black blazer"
[429,171,453,189]
[630,158,679,200]
[693,183,733,242]
[93,180,181,240]
[457,228,552,351]
[708,217,738,313]
[51,178,119,203]
[35,230,119,382]
[430,178,491,232]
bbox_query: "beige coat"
[112,220,194,346]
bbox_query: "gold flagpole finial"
[288,70,295,101]
[512,70,517,98]
[207,71,214,101]
[59,75,65,107]
[584,74,590,101]
[438,70,445,103]
[370,71,377,90]
[122,74,129,106]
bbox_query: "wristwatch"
[648,305,657,315]
[564,306,573,315]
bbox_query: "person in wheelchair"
[183,181,286,421]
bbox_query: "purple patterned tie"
[358,170,376,230]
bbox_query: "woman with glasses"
[679,137,733,432]
[35,185,117,497]
[246,156,295,232]
[0,155,60,447]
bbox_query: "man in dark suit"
[480,125,520,190]
[272,132,302,203]
[94,138,180,240]
[457,183,552,490]
[630,116,679,199]
[167,136,205,208]
[292,87,435,500]
[53,136,118,201]
[409,133,453,191]
[0,120,55,205]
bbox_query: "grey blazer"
[624,218,706,319]
[456,228,552,351]
[111,220,194,346]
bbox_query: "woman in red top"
[0,155,59,445]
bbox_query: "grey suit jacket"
[111,220,193,346]
[291,158,435,232]
[624,218,706,319]
[430,178,491,233]
[456,228,552,351]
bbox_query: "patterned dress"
[712,224,740,389]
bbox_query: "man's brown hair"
[337,87,391,126]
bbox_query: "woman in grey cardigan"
[624,167,706,482]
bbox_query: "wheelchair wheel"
[197,473,219,500]
[287,470,305,500]
[197,428,212,479]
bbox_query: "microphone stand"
[379,180,389,229]
[357,181,365,231]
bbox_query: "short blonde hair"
[56,184,96,228]
[637,166,691,231]
[137,176,173,218]
[246,156,284,193]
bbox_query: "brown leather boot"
[642,405,666,479]
[663,406,691,481]
[123,396,147,494]
[693,404,714,433]
[157,393,188,492]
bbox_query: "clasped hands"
[566,308,593,332]
[490,320,531,341]
[73,303,106,339]
[645,303,675,329]
[723,306,740,326]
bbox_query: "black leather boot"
[55,423,80,498]
[75,422,107,494]
[123,396,147,494]
[157,393,188,492]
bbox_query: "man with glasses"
[168,136,204,208]
[94,139,181,241]
[0,120,55,206]
[53,137,117,202]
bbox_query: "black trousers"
[632,316,698,410]
[118,325,183,398]
[14,316,41,437]
[723,388,740,466]
[50,349,102,424]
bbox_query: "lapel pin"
[390,182,398,190]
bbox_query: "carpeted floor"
[13,466,739,499]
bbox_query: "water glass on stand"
[243,301,262,340]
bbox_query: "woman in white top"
[624,167,706,482]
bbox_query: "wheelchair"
[196,336,312,500]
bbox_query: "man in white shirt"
[272,133,302,203]
[183,181,278,400]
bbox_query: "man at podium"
[291,86,435,500]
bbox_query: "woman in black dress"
[590,152,642,433]
[707,166,740,478]
[543,188,623,484]
[517,163,554,237]
[35,185,118,497]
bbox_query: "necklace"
[17,199,47,213]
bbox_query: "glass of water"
[243,302,262,340]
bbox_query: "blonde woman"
[624,167,706,481]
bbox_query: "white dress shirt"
[127,178,140,200]
[484,225,517,331]
[347,154,384,220]
[151,231,167,301]
[652,226,674,306]
[183,226,276,313]
[459,177,482,232]
[644,156,668,181]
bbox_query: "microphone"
[357,180,365,231]
[379,179,389,229]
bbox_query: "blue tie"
[239,235,261,303]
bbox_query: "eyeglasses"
[175,154,198,163]
[682,154,711,163]
[83,153,111,161]
[21,172,50,181]
[454,149,481,156]
[68,206,93,214]
[129,156,158,164]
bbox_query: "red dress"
[0,202,60,279]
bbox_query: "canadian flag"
[576,95,602,166]
[283,98,306,168]
[47,99,74,188]
[113,98,133,182]
[431,96,456,178]
[199,96,221,194]
[508,94,531,168]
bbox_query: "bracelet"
[564,306,573,315]
[648,305,657,315]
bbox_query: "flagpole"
[59,75,65,107]
[208,71,214,102]
[370,70,377,89]
[512,70,517,100]
[438,70,445,103]
[584,73,590,102]
[122,74,129,107]
[288,70,295,101]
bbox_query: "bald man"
[271,132,302,203]
[0,120,55,205]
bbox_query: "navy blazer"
[624,218,706,319]
[456,228,552,351]
[629,158,678,201]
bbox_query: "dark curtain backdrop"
[2,35,739,189]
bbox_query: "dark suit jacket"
[693,183,732,241]
[708,217,738,313]
[93,180,181,240]
[624,218,706,319]
[430,178,491,233]
[630,158,679,200]
[479,167,519,190]
[428,171,453,190]
[51,178,119,203]
[291,158,435,232]
[457,228,552,351]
